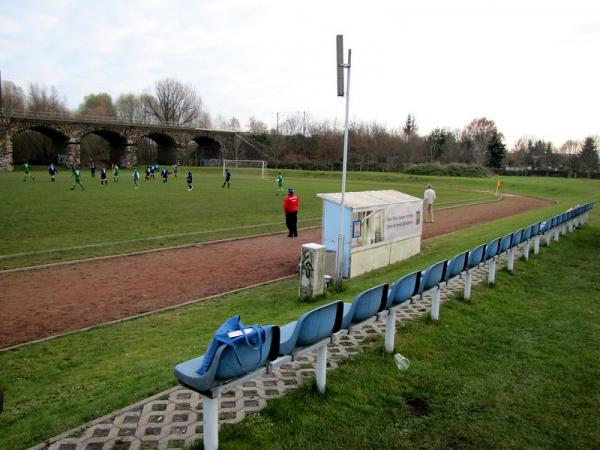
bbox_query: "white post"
[203,396,219,450]
[534,235,541,254]
[431,286,440,321]
[335,49,352,285]
[554,228,560,242]
[464,270,472,300]
[507,249,515,273]
[384,309,396,353]
[316,344,327,393]
[545,232,551,247]
[524,241,530,260]
[488,258,496,285]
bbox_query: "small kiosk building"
[317,190,423,278]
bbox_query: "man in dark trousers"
[222,168,231,188]
[283,187,299,237]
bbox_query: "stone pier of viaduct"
[0,113,252,170]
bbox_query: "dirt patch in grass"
[0,194,551,349]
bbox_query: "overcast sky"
[1,0,598,146]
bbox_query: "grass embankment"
[216,222,600,449]
[0,167,493,268]
[0,175,597,448]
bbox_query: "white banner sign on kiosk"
[317,190,423,278]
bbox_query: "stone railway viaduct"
[0,112,264,170]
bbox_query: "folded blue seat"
[174,325,279,393]
[278,301,343,355]
[341,284,388,330]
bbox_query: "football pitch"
[0,167,495,268]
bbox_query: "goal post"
[222,159,267,179]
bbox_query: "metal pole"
[335,49,351,285]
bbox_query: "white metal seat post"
[316,344,327,393]
[203,395,219,450]
[487,257,496,284]
[430,286,441,321]
[464,269,472,300]
[524,240,531,260]
[534,234,541,254]
[554,227,560,242]
[545,231,552,247]
[507,249,515,273]
[384,309,396,353]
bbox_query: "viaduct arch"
[0,114,240,170]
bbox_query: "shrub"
[403,163,491,177]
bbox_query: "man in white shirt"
[423,184,437,223]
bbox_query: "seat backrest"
[445,251,468,282]
[484,238,500,261]
[550,216,557,228]
[498,233,512,253]
[419,260,447,294]
[522,225,533,241]
[347,283,388,325]
[530,222,540,236]
[511,229,523,247]
[216,325,279,380]
[467,244,486,268]
[386,271,420,309]
[296,301,343,347]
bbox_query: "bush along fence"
[173,201,595,450]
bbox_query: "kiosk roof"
[316,190,421,209]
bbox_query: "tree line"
[1,77,598,174]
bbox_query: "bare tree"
[460,117,498,166]
[558,139,580,176]
[227,116,241,131]
[115,93,148,122]
[247,116,268,133]
[27,83,68,114]
[1,80,26,112]
[143,78,202,125]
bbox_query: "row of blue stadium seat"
[174,201,594,450]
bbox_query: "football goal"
[222,159,267,179]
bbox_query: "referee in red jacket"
[283,187,299,237]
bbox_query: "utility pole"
[335,35,352,287]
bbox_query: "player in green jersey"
[132,167,141,189]
[113,164,120,182]
[23,162,35,181]
[275,172,284,195]
[70,168,85,190]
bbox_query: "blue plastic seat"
[522,225,533,241]
[385,271,420,309]
[484,238,500,261]
[174,325,279,393]
[511,229,523,248]
[418,260,447,296]
[341,284,388,330]
[466,243,486,269]
[530,222,540,236]
[498,234,512,254]
[444,251,468,284]
[279,301,343,355]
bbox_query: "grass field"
[0,171,598,449]
[0,166,495,268]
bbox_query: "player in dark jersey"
[48,163,57,182]
[187,170,193,191]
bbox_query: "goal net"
[223,159,267,179]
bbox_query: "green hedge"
[404,163,492,177]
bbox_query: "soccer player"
[149,164,155,180]
[275,172,284,195]
[161,168,170,183]
[113,164,120,182]
[70,168,84,190]
[23,162,34,181]
[222,168,231,188]
[100,165,108,185]
[283,187,299,237]
[132,167,141,189]
[187,170,193,191]
[48,163,57,182]
[173,163,178,178]
[90,159,96,178]
[145,166,151,181]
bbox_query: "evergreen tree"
[578,137,599,175]
[487,131,506,168]
[402,113,418,137]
